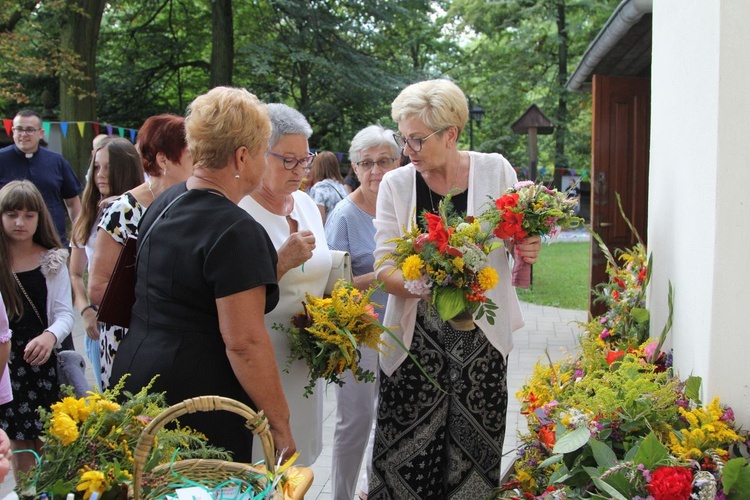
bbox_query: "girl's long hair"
[71,137,144,246]
[309,151,344,186]
[0,180,63,320]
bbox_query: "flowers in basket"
[15,379,307,500]
[14,378,240,500]
[493,220,750,499]
[479,180,583,288]
[275,280,389,398]
[381,196,503,324]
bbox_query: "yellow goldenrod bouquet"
[276,280,389,398]
[15,378,233,500]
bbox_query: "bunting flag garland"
[1,118,138,144]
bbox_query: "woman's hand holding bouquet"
[479,181,584,288]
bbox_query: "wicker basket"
[132,395,312,499]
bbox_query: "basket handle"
[133,396,276,497]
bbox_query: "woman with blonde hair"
[370,79,542,498]
[111,87,295,462]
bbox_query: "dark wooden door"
[589,75,650,316]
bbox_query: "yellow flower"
[50,412,79,445]
[452,257,465,271]
[477,267,499,291]
[51,396,90,423]
[76,470,107,500]
[95,399,121,413]
[402,255,424,281]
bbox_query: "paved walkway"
[1,301,586,499]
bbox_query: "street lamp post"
[468,97,485,151]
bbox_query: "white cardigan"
[373,152,524,376]
[39,248,75,348]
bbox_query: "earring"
[235,172,240,179]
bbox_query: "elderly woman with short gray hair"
[239,103,329,466]
[325,125,401,500]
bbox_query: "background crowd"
[0,79,541,499]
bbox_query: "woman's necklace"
[427,159,462,213]
[192,175,228,198]
[147,178,157,200]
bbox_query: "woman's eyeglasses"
[393,129,445,152]
[356,158,397,170]
[267,151,317,171]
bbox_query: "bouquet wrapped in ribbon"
[479,180,584,288]
[381,197,503,326]
[275,280,389,398]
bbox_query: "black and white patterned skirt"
[369,301,509,499]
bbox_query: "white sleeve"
[46,266,75,347]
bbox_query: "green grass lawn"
[515,241,590,310]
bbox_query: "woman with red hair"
[88,114,193,388]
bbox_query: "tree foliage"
[1,0,621,171]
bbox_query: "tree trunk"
[210,0,234,88]
[59,0,106,178]
[554,0,569,187]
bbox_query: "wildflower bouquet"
[494,216,750,499]
[479,180,583,288]
[276,280,389,398]
[382,196,502,325]
[15,378,236,500]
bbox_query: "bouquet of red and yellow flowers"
[276,280,389,398]
[381,197,503,325]
[480,181,583,287]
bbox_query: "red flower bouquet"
[479,181,583,288]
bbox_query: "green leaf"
[553,426,590,454]
[434,287,469,321]
[633,432,669,469]
[547,463,570,485]
[538,454,564,468]
[583,465,601,479]
[723,457,750,495]
[589,439,618,468]
[727,462,750,499]
[685,375,703,405]
[591,476,629,500]
[630,307,649,324]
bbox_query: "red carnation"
[493,210,526,240]
[646,466,693,500]
[495,192,520,210]
[424,212,453,253]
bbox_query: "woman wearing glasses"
[324,125,401,500]
[239,103,329,466]
[370,79,542,499]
